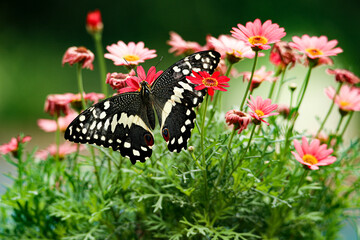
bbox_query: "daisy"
[38,111,78,132]
[120,66,163,93]
[289,35,343,59]
[231,19,286,51]
[186,71,230,97]
[225,110,251,134]
[0,135,32,155]
[104,41,157,66]
[326,68,360,85]
[167,31,205,56]
[247,95,278,125]
[324,85,360,112]
[207,35,259,62]
[44,93,75,116]
[35,142,84,160]
[291,136,336,170]
[106,70,136,91]
[241,66,278,91]
[62,46,95,70]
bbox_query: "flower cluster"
[0,135,31,156]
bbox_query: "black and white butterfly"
[64,50,221,164]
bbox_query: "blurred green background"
[0,0,359,146]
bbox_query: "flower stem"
[216,127,236,186]
[316,82,343,136]
[295,169,309,195]
[200,94,209,205]
[239,51,259,110]
[229,124,257,178]
[335,114,345,136]
[339,111,354,137]
[76,63,86,110]
[295,65,313,113]
[274,68,287,103]
[93,32,108,97]
[55,112,60,162]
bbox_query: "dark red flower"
[225,110,251,134]
[86,9,103,33]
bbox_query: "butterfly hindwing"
[64,93,154,164]
[151,50,221,152]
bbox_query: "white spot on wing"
[133,149,140,156]
[181,126,186,133]
[101,136,106,141]
[82,128,87,134]
[178,81,193,91]
[182,69,190,75]
[104,119,110,131]
[141,146,147,151]
[90,121,96,130]
[173,66,181,72]
[79,115,86,121]
[104,101,110,110]
[195,54,201,60]
[124,142,131,148]
[185,119,191,125]
[171,138,175,145]
[100,111,106,119]
[97,121,103,130]
[178,137,183,144]
[209,52,216,58]
[111,114,118,133]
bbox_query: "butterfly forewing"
[151,50,221,152]
[64,93,154,164]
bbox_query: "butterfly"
[64,50,221,164]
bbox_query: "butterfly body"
[65,50,221,164]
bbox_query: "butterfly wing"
[151,50,221,152]
[64,93,154,164]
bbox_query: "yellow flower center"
[302,154,318,165]
[123,54,140,62]
[255,109,264,117]
[339,100,350,107]
[305,48,323,57]
[248,36,268,45]
[202,77,218,87]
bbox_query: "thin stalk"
[90,146,104,193]
[295,65,313,112]
[274,68,287,102]
[339,111,354,137]
[216,128,236,186]
[335,114,345,136]
[225,62,234,77]
[316,82,343,136]
[93,32,108,96]
[55,113,60,162]
[76,63,86,110]
[200,94,209,207]
[229,124,257,178]
[295,170,309,195]
[239,51,259,110]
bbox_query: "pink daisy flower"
[106,70,136,91]
[167,31,206,56]
[291,136,336,170]
[0,135,32,155]
[35,142,84,160]
[62,46,95,70]
[326,68,360,85]
[186,71,230,97]
[120,66,163,93]
[231,19,286,51]
[38,111,78,132]
[44,93,75,116]
[69,92,105,111]
[247,95,279,125]
[270,41,300,69]
[104,41,157,66]
[289,35,343,59]
[324,85,360,112]
[207,35,261,62]
[241,66,278,91]
[225,110,251,134]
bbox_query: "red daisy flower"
[186,71,230,97]
[120,66,163,93]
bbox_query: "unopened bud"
[289,83,297,91]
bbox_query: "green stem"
[274,68,287,103]
[316,82,343,136]
[76,63,86,110]
[93,32,108,96]
[90,146,103,193]
[216,128,236,186]
[55,113,60,162]
[335,114,345,136]
[229,124,257,178]
[239,51,259,110]
[295,170,309,195]
[200,94,209,206]
[339,111,354,137]
[225,62,234,77]
[295,65,313,113]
